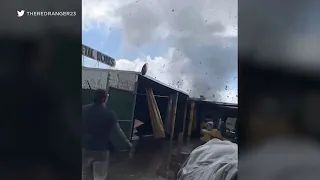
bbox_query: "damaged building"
[82,67,189,149]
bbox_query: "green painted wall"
[82,89,95,105]
[107,87,135,138]
[82,87,136,150]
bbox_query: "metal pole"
[170,92,179,141]
[187,102,195,144]
[136,93,169,98]
[178,99,188,148]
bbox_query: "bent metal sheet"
[82,44,116,67]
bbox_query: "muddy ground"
[107,138,200,180]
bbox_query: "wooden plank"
[146,88,165,138]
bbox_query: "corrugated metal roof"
[82,66,137,74]
[82,67,237,101]
[138,74,189,96]
[189,97,238,107]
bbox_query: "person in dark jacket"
[82,89,132,180]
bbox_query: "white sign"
[82,44,116,67]
[82,67,138,92]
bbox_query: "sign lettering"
[82,44,116,67]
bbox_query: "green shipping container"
[82,87,136,150]
[82,67,138,151]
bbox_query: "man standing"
[82,89,132,180]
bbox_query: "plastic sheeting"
[178,139,238,180]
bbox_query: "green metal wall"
[82,89,95,105]
[107,87,136,138]
[82,87,136,150]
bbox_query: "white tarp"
[82,67,138,92]
[178,139,238,180]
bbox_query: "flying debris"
[200,95,206,100]
[141,63,148,75]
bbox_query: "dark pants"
[82,149,110,180]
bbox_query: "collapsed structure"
[82,67,189,149]
[82,46,237,146]
[82,67,237,146]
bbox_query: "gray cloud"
[115,0,237,101]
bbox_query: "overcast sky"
[82,0,238,103]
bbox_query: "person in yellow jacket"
[201,121,226,142]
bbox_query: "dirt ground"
[107,138,199,180]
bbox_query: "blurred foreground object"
[239,0,320,179]
[241,137,320,180]
[239,0,320,76]
[178,139,237,180]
